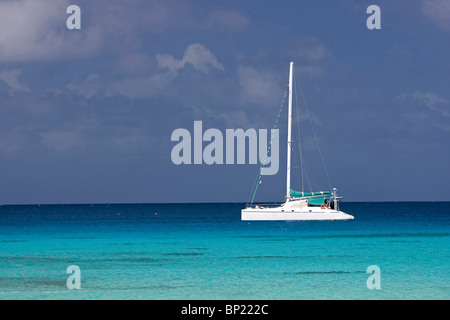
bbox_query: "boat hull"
[241,207,354,221]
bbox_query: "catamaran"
[241,62,354,221]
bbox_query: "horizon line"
[1,200,449,206]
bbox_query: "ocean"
[0,202,448,300]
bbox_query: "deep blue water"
[0,202,449,299]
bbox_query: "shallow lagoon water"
[0,202,449,299]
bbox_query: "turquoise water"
[0,202,449,299]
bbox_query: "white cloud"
[0,0,102,63]
[63,43,224,100]
[116,53,154,75]
[156,54,186,73]
[40,129,84,152]
[237,66,282,108]
[185,104,253,128]
[43,87,63,97]
[217,110,252,128]
[109,43,224,99]
[421,0,450,33]
[293,38,332,63]
[67,73,100,99]
[412,92,448,110]
[395,91,450,131]
[157,43,224,73]
[397,91,448,110]
[0,128,27,155]
[108,73,173,99]
[297,66,326,78]
[0,69,30,95]
[0,1,251,64]
[204,9,251,31]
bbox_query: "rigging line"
[259,181,286,198]
[305,167,313,192]
[293,70,304,193]
[294,69,332,190]
[249,86,288,205]
[304,163,319,192]
[246,167,262,206]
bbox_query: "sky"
[0,0,449,204]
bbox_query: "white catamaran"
[241,62,354,221]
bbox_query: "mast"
[286,62,294,200]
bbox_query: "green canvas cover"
[290,189,331,198]
[307,197,326,205]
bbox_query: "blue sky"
[0,0,449,204]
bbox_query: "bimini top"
[290,190,331,198]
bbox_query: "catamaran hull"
[241,208,354,221]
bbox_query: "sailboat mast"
[286,62,294,200]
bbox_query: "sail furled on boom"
[289,190,331,198]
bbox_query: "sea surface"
[0,202,448,300]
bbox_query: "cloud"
[0,127,27,156]
[66,73,100,99]
[108,73,173,99]
[0,1,251,64]
[397,91,448,111]
[185,104,253,128]
[40,129,84,152]
[297,66,326,78]
[411,91,448,109]
[107,43,224,99]
[157,43,224,73]
[0,69,30,95]
[122,2,251,33]
[291,37,332,63]
[61,43,224,100]
[395,91,450,131]
[157,55,186,74]
[204,9,251,31]
[421,0,450,33]
[116,53,154,75]
[0,0,102,63]
[237,66,282,108]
